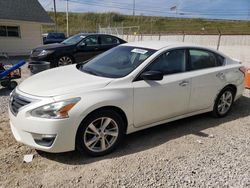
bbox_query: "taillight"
[239,67,246,76]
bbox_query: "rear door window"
[100,35,120,45]
[189,49,218,70]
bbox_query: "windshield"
[79,46,156,78]
[62,34,86,45]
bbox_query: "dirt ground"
[0,65,250,187]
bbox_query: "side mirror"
[81,42,86,46]
[140,71,163,81]
[78,42,86,48]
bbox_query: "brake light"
[239,67,246,76]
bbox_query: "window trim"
[187,48,225,71]
[0,25,21,38]
[133,47,188,82]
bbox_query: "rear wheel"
[76,110,125,156]
[212,87,235,117]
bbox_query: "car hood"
[18,65,113,97]
[35,43,73,51]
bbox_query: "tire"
[7,81,18,90]
[57,55,73,67]
[1,81,9,88]
[76,109,125,156]
[212,87,235,118]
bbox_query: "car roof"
[77,33,117,36]
[48,32,65,34]
[121,41,212,50]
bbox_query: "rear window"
[216,54,225,66]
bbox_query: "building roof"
[0,0,53,24]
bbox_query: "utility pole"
[66,0,69,37]
[133,0,135,16]
[53,0,58,32]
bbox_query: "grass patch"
[43,12,250,35]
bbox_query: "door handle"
[179,80,189,87]
[216,72,225,79]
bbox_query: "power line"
[72,0,171,11]
[71,0,250,13]
[65,0,250,13]
[59,0,250,17]
[44,0,53,8]
[62,0,178,15]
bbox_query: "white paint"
[9,42,245,153]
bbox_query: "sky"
[38,0,250,20]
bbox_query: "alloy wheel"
[83,117,119,153]
[58,56,73,66]
[217,91,233,115]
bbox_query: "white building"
[0,0,53,56]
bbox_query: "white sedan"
[9,41,245,156]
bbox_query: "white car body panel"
[19,65,113,96]
[133,72,191,127]
[9,41,245,153]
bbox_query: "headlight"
[30,98,80,119]
[38,50,54,57]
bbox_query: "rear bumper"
[235,82,245,101]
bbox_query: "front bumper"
[29,55,56,67]
[9,90,79,153]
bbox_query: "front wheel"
[1,81,9,88]
[7,81,18,90]
[57,56,73,67]
[212,87,235,117]
[76,110,125,156]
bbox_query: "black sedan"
[30,33,126,67]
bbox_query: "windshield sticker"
[80,35,86,38]
[131,48,148,54]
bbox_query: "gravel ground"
[0,65,250,187]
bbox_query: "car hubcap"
[58,56,72,66]
[84,117,119,152]
[217,91,233,115]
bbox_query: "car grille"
[10,92,31,115]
